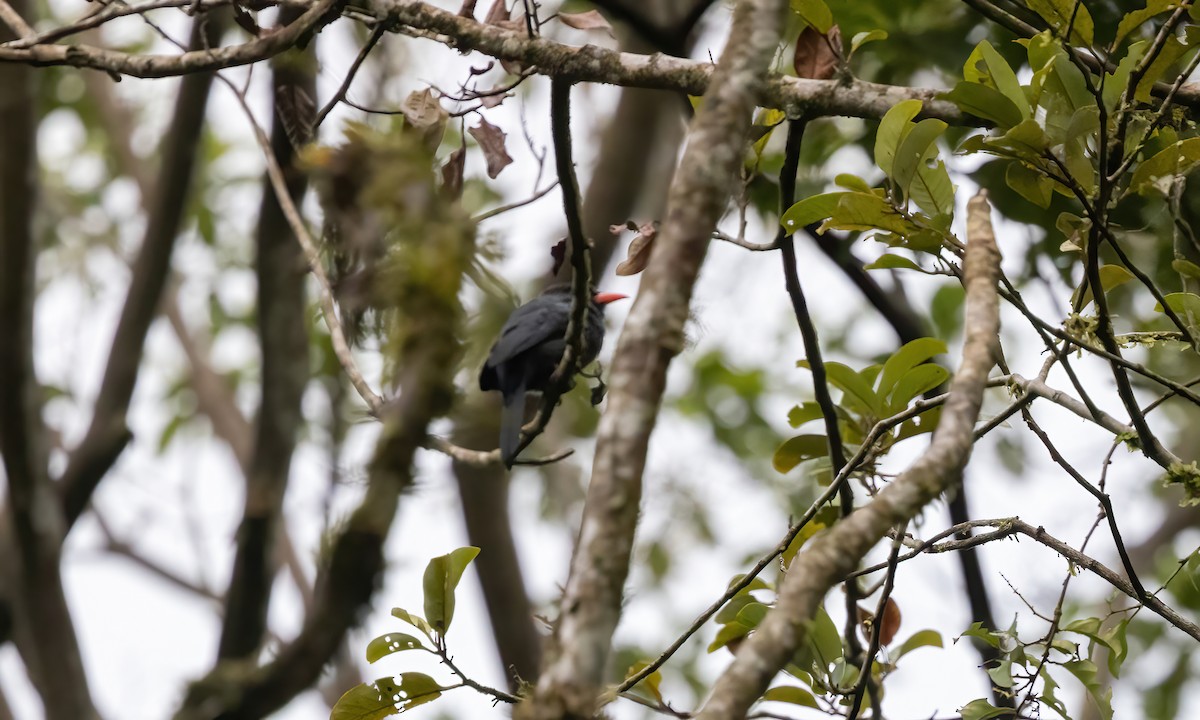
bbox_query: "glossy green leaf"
[1006,161,1054,208]
[1173,258,1200,279]
[834,173,873,192]
[1114,0,1180,48]
[827,192,922,236]
[896,406,941,441]
[736,602,770,628]
[781,192,847,234]
[789,0,832,32]
[909,159,956,218]
[390,608,434,639]
[1064,659,1114,720]
[894,628,943,659]
[1027,0,1094,45]
[799,359,882,416]
[878,337,947,397]
[1135,28,1198,103]
[864,254,922,272]
[977,40,1032,119]
[365,633,425,663]
[623,661,664,702]
[788,402,826,427]
[892,118,948,196]
[875,99,923,175]
[809,605,843,665]
[1130,138,1200,195]
[773,434,829,473]
[1104,41,1145,111]
[888,364,950,412]
[762,685,819,707]
[330,674,445,720]
[850,29,887,54]
[1154,292,1200,318]
[960,698,1011,720]
[422,546,480,635]
[708,621,751,653]
[943,82,1024,129]
[1076,264,1135,310]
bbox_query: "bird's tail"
[499,383,526,469]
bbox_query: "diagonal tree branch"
[58,17,226,527]
[517,0,786,715]
[0,1,97,715]
[217,10,315,662]
[694,191,1002,720]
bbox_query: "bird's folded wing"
[484,302,568,366]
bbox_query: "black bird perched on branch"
[480,285,628,468]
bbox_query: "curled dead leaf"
[615,221,658,276]
[793,24,842,80]
[468,117,513,178]
[558,10,614,37]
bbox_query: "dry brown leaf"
[440,145,466,201]
[878,598,902,646]
[401,88,449,151]
[468,117,513,178]
[483,0,510,24]
[615,221,658,276]
[793,24,841,80]
[558,10,614,36]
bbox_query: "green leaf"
[808,605,843,666]
[1135,28,1197,103]
[1114,0,1180,48]
[623,661,664,702]
[799,359,882,416]
[1027,0,1094,45]
[390,608,435,639]
[1064,659,1114,720]
[960,698,1011,720]
[828,192,922,236]
[790,0,832,32]
[1076,264,1135,310]
[943,82,1024,128]
[330,674,445,720]
[422,546,480,635]
[762,685,819,707]
[895,405,941,440]
[891,118,948,197]
[1130,138,1200,195]
[781,192,847,234]
[864,254,922,272]
[1173,258,1200,279]
[887,364,950,413]
[909,159,956,218]
[365,633,425,663]
[1154,292,1200,318]
[788,402,826,427]
[736,602,770,628]
[850,29,887,54]
[708,621,752,653]
[875,99,923,176]
[877,338,947,397]
[987,659,1014,688]
[977,40,1032,120]
[773,434,829,473]
[1006,162,1054,208]
[834,173,873,192]
[894,629,943,659]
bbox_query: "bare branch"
[519,0,787,714]
[694,191,1001,720]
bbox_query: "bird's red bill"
[593,292,629,305]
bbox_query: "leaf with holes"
[423,546,480,634]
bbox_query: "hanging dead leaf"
[468,117,514,178]
[878,597,902,645]
[550,238,568,276]
[457,0,478,18]
[615,221,658,276]
[275,84,315,149]
[401,88,449,151]
[483,0,509,24]
[793,24,841,80]
[441,145,466,201]
[558,10,614,36]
